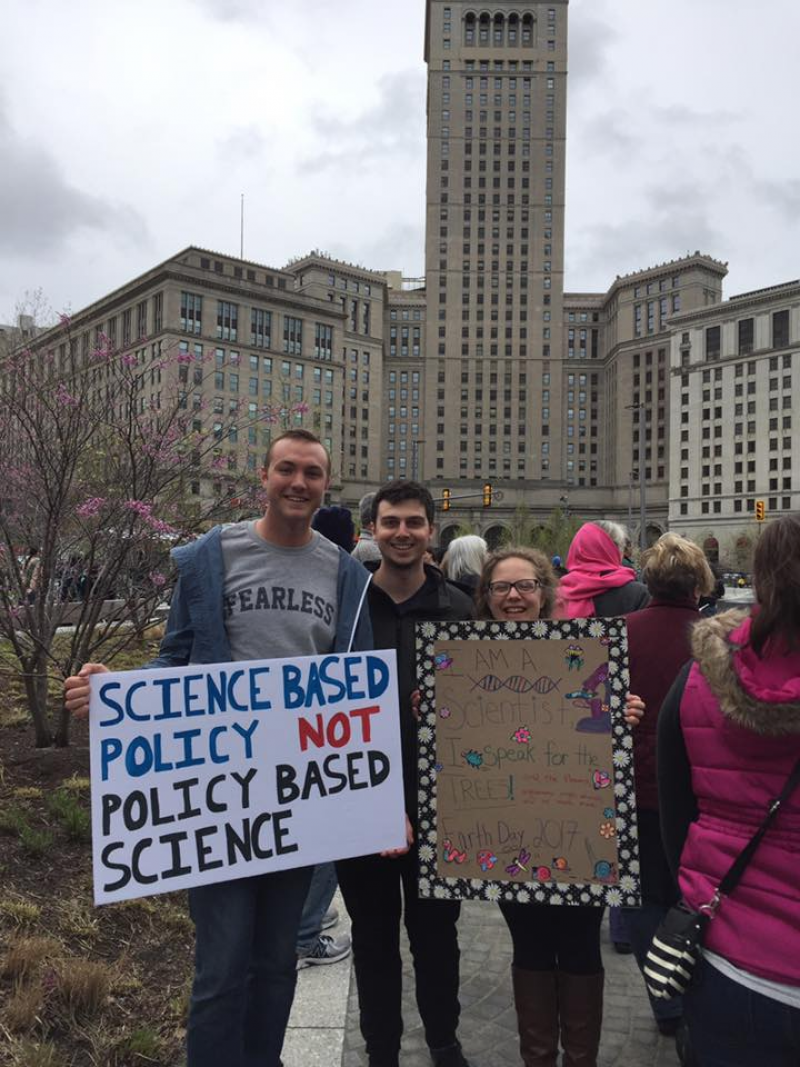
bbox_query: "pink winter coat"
[678,611,800,986]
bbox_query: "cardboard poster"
[88,650,405,905]
[415,618,640,907]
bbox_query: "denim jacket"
[149,525,373,668]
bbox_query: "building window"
[773,309,790,348]
[314,323,333,361]
[738,317,754,355]
[705,325,720,361]
[283,316,303,356]
[217,301,238,342]
[181,292,203,335]
[251,308,272,349]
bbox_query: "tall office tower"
[423,1,568,489]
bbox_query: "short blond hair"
[640,533,715,600]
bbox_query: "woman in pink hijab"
[559,520,649,620]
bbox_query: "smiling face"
[373,498,433,571]
[260,437,330,532]
[486,556,544,622]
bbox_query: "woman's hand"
[624,693,645,727]
[381,814,414,858]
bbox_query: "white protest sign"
[88,650,405,904]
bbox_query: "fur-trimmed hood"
[691,609,800,737]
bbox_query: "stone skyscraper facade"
[423,1,568,490]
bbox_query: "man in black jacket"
[337,481,474,1067]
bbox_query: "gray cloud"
[332,222,426,277]
[752,177,800,220]
[0,102,148,256]
[304,69,425,172]
[567,181,726,288]
[216,124,269,161]
[568,6,618,91]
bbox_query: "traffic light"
[482,482,493,508]
[442,488,451,511]
[755,500,766,522]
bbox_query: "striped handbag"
[645,756,800,1000]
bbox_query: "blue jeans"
[296,862,338,954]
[684,958,800,1067]
[624,903,683,1022]
[187,866,313,1067]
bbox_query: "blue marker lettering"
[231,720,259,759]
[98,682,124,727]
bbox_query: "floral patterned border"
[414,618,641,907]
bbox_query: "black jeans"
[337,848,462,1061]
[499,901,604,973]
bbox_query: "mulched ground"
[0,677,194,1066]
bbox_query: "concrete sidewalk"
[286,896,680,1066]
[283,891,353,1067]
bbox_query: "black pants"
[499,901,604,974]
[337,849,461,1062]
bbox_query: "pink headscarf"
[558,524,637,619]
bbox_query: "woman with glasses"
[474,547,644,1067]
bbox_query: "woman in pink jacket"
[658,514,800,1067]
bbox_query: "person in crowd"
[559,521,649,620]
[294,505,355,969]
[698,562,726,617]
[311,504,355,553]
[621,534,715,1037]
[63,430,374,1067]
[336,480,474,1067]
[551,553,567,578]
[441,534,488,597]
[658,514,800,1067]
[295,505,357,967]
[352,491,382,563]
[475,546,645,1067]
[622,538,637,573]
[23,546,41,604]
[558,520,649,953]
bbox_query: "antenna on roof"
[240,194,245,259]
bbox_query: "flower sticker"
[599,821,616,839]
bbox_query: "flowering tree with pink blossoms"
[0,317,308,747]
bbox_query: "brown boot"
[557,970,604,1067]
[511,966,559,1066]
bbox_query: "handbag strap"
[716,756,800,899]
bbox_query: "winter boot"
[557,970,604,1067]
[511,966,559,1066]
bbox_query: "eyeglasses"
[488,579,541,597]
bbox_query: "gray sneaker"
[297,933,351,969]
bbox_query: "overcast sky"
[2,0,798,321]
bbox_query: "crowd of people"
[63,430,800,1067]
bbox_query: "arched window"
[521,13,534,46]
[439,525,460,550]
[478,12,490,44]
[703,536,720,565]
[464,12,476,46]
[483,524,507,550]
[493,13,505,46]
[508,13,519,45]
